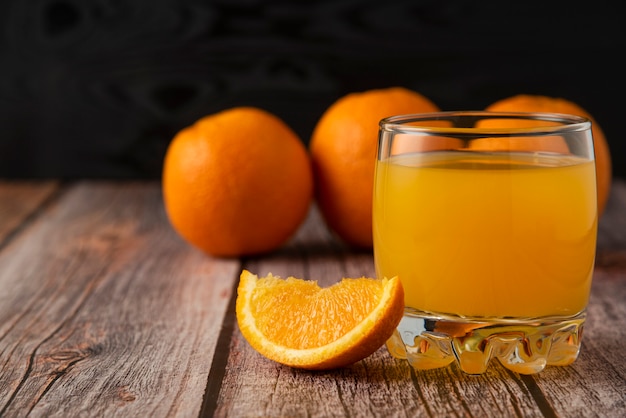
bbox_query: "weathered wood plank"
[214,208,545,417]
[0,181,59,244]
[0,182,240,417]
[1,179,623,417]
[597,179,626,250]
[213,179,626,417]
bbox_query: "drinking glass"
[373,111,598,374]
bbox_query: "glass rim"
[379,111,592,136]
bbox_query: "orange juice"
[373,151,597,318]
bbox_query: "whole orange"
[310,87,440,248]
[485,94,612,216]
[162,107,313,257]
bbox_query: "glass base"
[386,309,585,375]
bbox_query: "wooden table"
[0,180,624,418]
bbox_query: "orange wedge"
[235,270,404,370]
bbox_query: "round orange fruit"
[236,270,405,370]
[484,94,612,216]
[162,107,313,257]
[310,87,440,248]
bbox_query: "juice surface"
[373,151,597,318]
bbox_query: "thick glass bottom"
[386,309,585,375]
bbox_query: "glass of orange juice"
[373,111,598,374]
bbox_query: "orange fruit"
[484,94,612,216]
[389,120,464,156]
[471,115,569,154]
[469,134,570,154]
[310,87,440,248]
[235,270,405,370]
[162,107,313,257]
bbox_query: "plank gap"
[518,374,558,418]
[199,273,240,418]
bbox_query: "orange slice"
[235,270,405,370]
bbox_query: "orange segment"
[236,270,405,370]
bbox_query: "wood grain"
[0,181,59,244]
[0,181,624,417]
[0,182,240,417]
[213,208,547,418]
[212,182,626,418]
[596,179,626,271]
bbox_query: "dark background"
[1,0,624,179]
